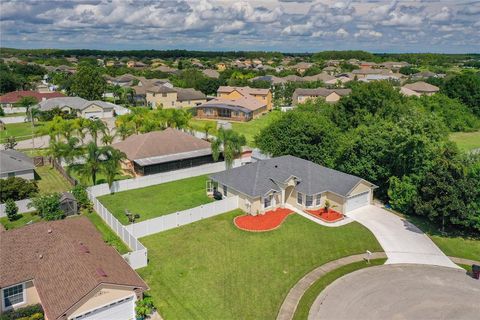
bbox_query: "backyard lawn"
[449,130,480,152]
[189,110,283,146]
[35,166,72,194]
[69,165,133,186]
[137,210,382,320]
[98,175,213,224]
[0,212,41,230]
[0,121,45,142]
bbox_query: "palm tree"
[73,142,105,185]
[101,127,115,145]
[87,119,107,146]
[61,137,82,168]
[74,118,90,144]
[103,147,126,192]
[203,122,215,140]
[46,139,65,168]
[116,122,135,140]
[211,128,246,169]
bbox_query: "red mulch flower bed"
[306,208,344,222]
[234,208,293,232]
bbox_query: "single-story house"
[402,81,440,96]
[290,62,314,74]
[0,150,35,180]
[105,74,137,87]
[0,91,65,108]
[36,97,127,119]
[194,94,267,122]
[112,128,215,176]
[202,69,220,79]
[209,155,376,215]
[0,217,148,319]
[292,88,351,105]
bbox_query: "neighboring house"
[194,86,272,122]
[36,97,128,119]
[351,69,393,79]
[303,72,336,83]
[292,88,351,105]
[131,78,173,104]
[379,61,410,70]
[106,74,137,87]
[403,81,440,96]
[290,62,314,74]
[399,86,421,97]
[112,128,214,176]
[217,86,272,110]
[126,61,147,69]
[0,150,35,180]
[145,86,206,109]
[359,61,378,69]
[411,71,439,80]
[359,74,401,83]
[0,91,65,108]
[152,65,177,74]
[0,217,148,319]
[216,63,227,71]
[322,66,338,75]
[209,155,376,215]
[202,69,220,79]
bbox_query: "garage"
[84,111,104,119]
[345,191,370,212]
[70,295,135,320]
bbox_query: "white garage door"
[84,111,104,119]
[70,295,135,320]
[345,191,370,212]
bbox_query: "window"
[263,194,274,209]
[316,194,322,206]
[2,284,25,310]
[306,195,313,207]
[8,172,15,178]
[297,192,303,205]
[223,185,228,196]
[162,93,167,97]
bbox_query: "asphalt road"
[309,264,480,320]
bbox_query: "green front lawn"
[137,210,382,320]
[449,130,480,151]
[0,212,41,230]
[0,122,45,142]
[35,166,72,194]
[293,259,387,320]
[98,175,213,224]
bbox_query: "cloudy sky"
[1,0,479,53]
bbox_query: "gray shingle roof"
[0,149,35,174]
[210,155,371,198]
[36,97,117,111]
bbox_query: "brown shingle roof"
[175,88,206,101]
[113,128,211,161]
[0,217,147,320]
[403,81,440,93]
[217,86,270,96]
[200,94,266,112]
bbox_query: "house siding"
[0,281,41,313]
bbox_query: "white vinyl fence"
[0,199,34,217]
[89,160,240,198]
[89,194,148,269]
[126,196,239,238]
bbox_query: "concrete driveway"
[309,264,480,320]
[346,205,458,269]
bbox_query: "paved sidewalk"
[346,205,459,269]
[285,204,354,227]
[276,252,387,320]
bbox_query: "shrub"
[0,177,39,202]
[135,295,155,319]
[0,106,4,116]
[0,304,43,320]
[5,199,18,221]
[28,193,64,221]
[71,184,90,209]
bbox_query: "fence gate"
[33,156,45,167]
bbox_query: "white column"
[281,188,286,208]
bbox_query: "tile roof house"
[145,86,206,109]
[36,97,129,119]
[112,128,215,176]
[403,81,440,96]
[292,88,351,105]
[0,150,35,180]
[210,155,376,215]
[0,91,65,108]
[202,69,220,79]
[0,217,148,319]
[193,86,272,122]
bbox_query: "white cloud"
[354,29,383,38]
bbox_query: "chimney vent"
[47,229,52,234]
